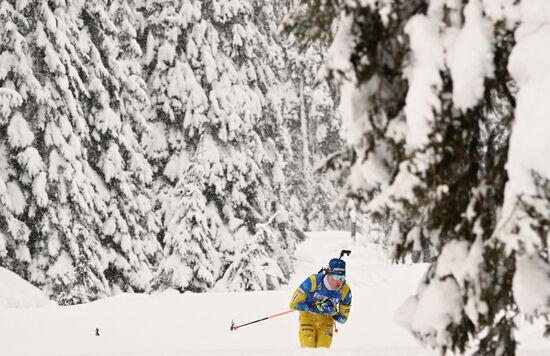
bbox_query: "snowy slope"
[0,231,548,355]
[0,267,52,308]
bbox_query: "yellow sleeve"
[289,275,316,310]
[337,284,351,322]
[289,288,307,310]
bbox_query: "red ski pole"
[230,310,296,331]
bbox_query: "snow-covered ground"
[0,267,54,308]
[0,231,548,355]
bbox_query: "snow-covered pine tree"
[246,0,312,277]
[218,212,288,291]
[4,0,112,303]
[54,246,105,305]
[155,160,219,292]
[276,8,345,232]
[80,0,161,294]
[0,0,162,303]
[142,0,296,291]
[0,1,34,278]
[243,1,311,252]
[140,0,206,226]
[306,176,340,231]
[286,0,549,355]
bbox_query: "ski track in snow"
[0,231,548,355]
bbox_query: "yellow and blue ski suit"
[289,273,352,348]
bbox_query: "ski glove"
[333,303,351,323]
[295,302,310,312]
[333,313,347,323]
[313,298,337,316]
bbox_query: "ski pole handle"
[230,309,296,331]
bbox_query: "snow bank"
[0,267,53,308]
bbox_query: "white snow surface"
[0,267,52,308]
[0,231,548,355]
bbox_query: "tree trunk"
[300,76,310,174]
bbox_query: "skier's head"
[328,258,346,276]
[327,258,346,289]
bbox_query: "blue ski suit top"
[289,273,352,323]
